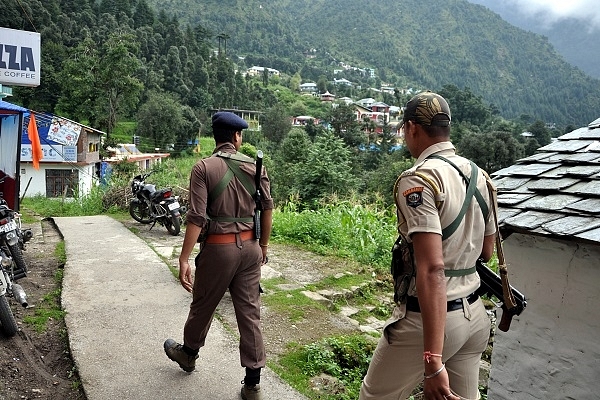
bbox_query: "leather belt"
[205,230,255,244]
[406,292,479,313]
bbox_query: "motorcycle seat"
[150,188,171,201]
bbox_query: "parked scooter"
[0,246,28,337]
[129,171,185,236]
[0,178,31,280]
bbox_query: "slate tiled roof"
[491,117,600,244]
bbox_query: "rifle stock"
[475,258,527,332]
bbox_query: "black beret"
[212,112,249,131]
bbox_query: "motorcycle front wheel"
[163,214,181,236]
[0,294,18,337]
[129,200,153,224]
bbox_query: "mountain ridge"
[147,0,600,126]
[467,0,600,80]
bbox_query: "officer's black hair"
[422,124,450,139]
[213,128,238,144]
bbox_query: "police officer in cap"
[360,92,496,400]
[164,111,273,400]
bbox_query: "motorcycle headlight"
[1,255,11,267]
[6,231,18,246]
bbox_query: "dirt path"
[0,218,85,400]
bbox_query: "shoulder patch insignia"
[403,187,424,208]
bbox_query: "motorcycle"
[128,171,185,236]
[0,179,31,281]
[0,245,28,337]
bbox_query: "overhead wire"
[13,0,38,32]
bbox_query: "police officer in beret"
[360,92,497,400]
[164,111,273,400]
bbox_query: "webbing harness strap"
[425,155,489,278]
[207,155,256,223]
[427,155,489,240]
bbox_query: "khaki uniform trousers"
[183,235,265,369]
[359,297,490,400]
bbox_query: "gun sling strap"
[427,154,518,310]
[206,152,256,223]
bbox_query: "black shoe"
[241,383,262,400]
[163,339,198,372]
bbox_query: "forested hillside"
[468,0,600,80]
[1,0,579,217]
[147,0,600,126]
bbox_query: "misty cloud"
[504,0,600,30]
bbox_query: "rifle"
[253,150,263,241]
[475,258,527,332]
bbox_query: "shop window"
[46,169,78,198]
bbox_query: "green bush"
[278,335,376,400]
[272,196,397,272]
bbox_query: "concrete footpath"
[55,215,306,400]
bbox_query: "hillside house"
[299,82,318,93]
[246,66,280,77]
[355,98,376,108]
[370,102,390,116]
[332,78,353,86]
[292,116,318,126]
[320,91,335,102]
[20,113,104,199]
[487,117,600,399]
[103,144,169,171]
[209,108,263,131]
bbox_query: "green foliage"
[54,241,67,266]
[457,130,524,173]
[277,335,376,400]
[135,90,197,152]
[56,32,143,135]
[362,154,413,206]
[262,104,292,144]
[23,269,65,334]
[261,289,326,323]
[21,184,113,217]
[273,197,396,271]
[294,131,358,205]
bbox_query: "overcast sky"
[503,0,600,29]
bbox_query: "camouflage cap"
[403,91,451,127]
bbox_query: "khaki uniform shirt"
[186,143,274,234]
[395,142,495,301]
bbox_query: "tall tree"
[458,131,524,173]
[295,131,357,205]
[262,104,292,144]
[97,33,143,135]
[136,90,183,151]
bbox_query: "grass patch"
[23,269,65,333]
[272,198,397,274]
[274,335,376,400]
[306,273,369,292]
[54,241,67,265]
[261,289,327,323]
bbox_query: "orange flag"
[28,113,43,170]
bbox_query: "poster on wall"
[21,113,83,163]
[47,117,81,146]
